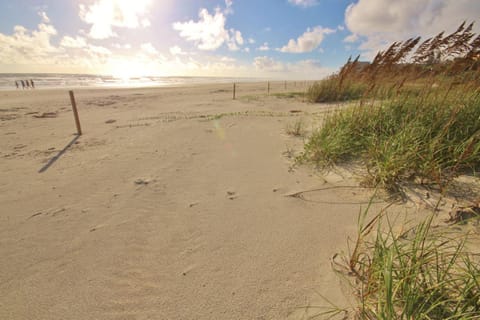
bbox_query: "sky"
[0,0,479,79]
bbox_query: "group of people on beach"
[15,79,35,90]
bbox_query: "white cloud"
[254,56,286,72]
[140,43,158,55]
[248,38,255,44]
[0,18,60,65]
[169,45,186,56]
[288,59,332,78]
[288,0,318,7]
[172,4,243,51]
[345,0,480,59]
[253,56,333,79]
[173,8,227,50]
[112,43,132,49]
[257,42,270,51]
[227,42,239,51]
[0,13,115,73]
[141,18,151,28]
[221,56,236,62]
[244,47,250,53]
[224,0,234,15]
[234,30,244,45]
[38,11,50,23]
[79,0,152,39]
[343,33,359,43]
[60,36,87,48]
[226,29,244,51]
[279,26,335,53]
[86,44,112,56]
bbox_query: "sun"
[108,58,151,80]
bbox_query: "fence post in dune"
[284,81,287,90]
[69,90,82,135]
[233,83,236,100]
[267,81,270,96]
[303,82,307,103]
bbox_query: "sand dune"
[1,83,420,319]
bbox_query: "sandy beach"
[1,82,428,319]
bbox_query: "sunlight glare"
[108,59,150,80]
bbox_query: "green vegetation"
[332,207,480,319]
[299,22,480,320]
[301,22,480,192]
[307,76,367,102]
[285,118,307,137]
[272,91,305,99]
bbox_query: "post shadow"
[38,135,80,173]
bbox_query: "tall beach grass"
[331,206,480,319]
[301,22,480,192]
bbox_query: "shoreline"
[0,73,320,92]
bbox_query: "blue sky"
[1,0,479,79]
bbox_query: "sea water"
[0,73,259,91]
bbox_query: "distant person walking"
[30,79,35,89]
[20,80,25,89]
[15,81,19,89]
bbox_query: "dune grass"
[301,22,480,192]
[273,91,305,99]
[305,203,480,320]
[329,204,480,320]
[299,22,480,320]
[285,118,307,137]
[306,76,367,103]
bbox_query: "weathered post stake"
[69,90,82,135]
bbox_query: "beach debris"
[33,112,57,118]
[446,203,480,224]
[189,202,199,208]
[29,212,43,219]
[105,119,116,124]
[289,110,302,113]
[51,208,66,216]
[182,265,195,276]
[134,178,150,185]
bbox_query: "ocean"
[0,73,259,91]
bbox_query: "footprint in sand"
[226,190,238,200]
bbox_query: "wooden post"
[303,82,307,102]
[267,81,270,95]
[284,81,287,90]
[233,83,236,100]
[69,90,82,135]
